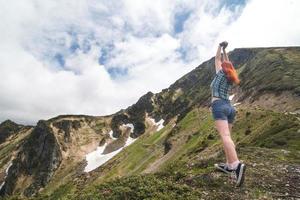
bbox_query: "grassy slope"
[238,48,300,96]
[23,106,300,200]
[0,127,32,171]
[3,47,300,199]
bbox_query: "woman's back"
[210,69,232,100]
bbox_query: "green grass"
[90,122,174,185]
[7,107,300,200]
[2,47,300,200]
[0,129,31,169]
[157,108,219,175]
[239,49,300,96]
[6,47,300,197]
[43,147,299,200]
[76,174,202,200]
[33,183,76,200]
[232,109,300,151]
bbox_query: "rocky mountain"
[0,47,299,199]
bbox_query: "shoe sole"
[214,164,232,174]
[236,164,246,187]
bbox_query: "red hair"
[221,61,240,85]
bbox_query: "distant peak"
[0,119,18,127]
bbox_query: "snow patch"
[0,181,4,191]
[121,123,134,133]
[125,136,137,146]
[108,130,117,140]
[84,136,137,172]
[0,162,13,191]
[5,162,12,174]
[108,123,134,140]
[84,143,119,172]
[149,117,165,131]
[156,119,165,131]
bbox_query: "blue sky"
[0,0,299,124]
[174,11,191,34]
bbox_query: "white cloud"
[217,0,300,49]
[107,34,180,71]
[177,0,246,61]
[121,0,175,35]
[0,0,299,125]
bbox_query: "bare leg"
[215,120,239,164]
[229,123,233,133]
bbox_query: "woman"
[210,41,246,187]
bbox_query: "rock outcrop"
[1,47,300,199]
[0,120,62,197]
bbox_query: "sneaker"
[232,163,246,187]
[214,163,234,174]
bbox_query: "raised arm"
[215,45,222,73]
[222,47,229,62]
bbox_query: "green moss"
[247,114,300,151]
[76,174,202,200]
[3,47,300,200]
[35,183,75,200]
[19,107,300,200]
[90,123,173,186]
[239,49,300,95]
[158,108,218,174]
[90,120,106,134]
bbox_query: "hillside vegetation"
[0,47,299,199]
[25,107,299,200]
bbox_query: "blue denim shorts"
[211,99,236,123]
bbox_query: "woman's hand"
[219,41,228,49]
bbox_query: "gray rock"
[0,120,62,197]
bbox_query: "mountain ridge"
[0,46,299,199]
